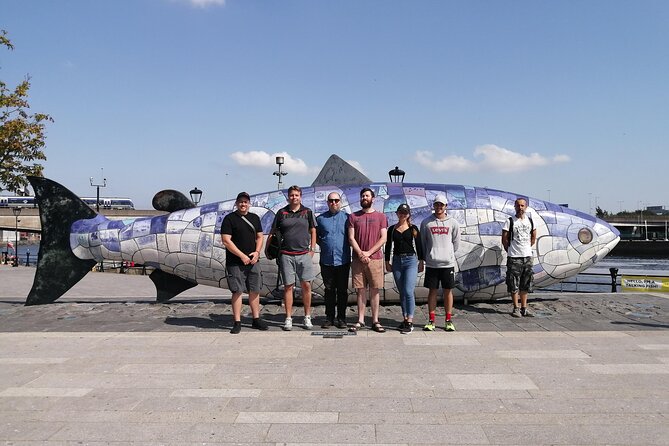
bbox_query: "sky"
[2,0,667,214]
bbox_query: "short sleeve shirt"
[503,216,533,258]
[348,210,388,260]
[271,205,317,255]
[316,210,351,266]
[221,211,263,266]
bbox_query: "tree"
[1,29,53,194]
[595,206,609,219]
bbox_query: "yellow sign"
[622,276,669,292]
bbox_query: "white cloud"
[230,151,315,175]
[415,145,570,173]
[415,150,478,172]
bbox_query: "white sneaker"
[303,315,313,330]
[283,317,293,331]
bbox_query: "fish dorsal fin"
[311,154,372,187]
[152,190,196,212]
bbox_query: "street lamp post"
[12,207,21,267]
[189,187,202,206]
[90,168,107,212]
[388,166,405,183]
[273,156,287,190]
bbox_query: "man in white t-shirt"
[501,198,537,317]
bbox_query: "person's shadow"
[164,313,286,330]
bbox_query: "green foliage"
[1,29,52,193]
[595,206,609,218]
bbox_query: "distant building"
[645,206,668,215]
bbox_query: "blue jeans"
[392,255,418,318]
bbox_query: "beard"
[360,199,372,209]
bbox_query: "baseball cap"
[433,194,447,205]
[236,192,251,202]
[396,203,411,213]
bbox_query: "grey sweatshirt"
[420,215,460,269]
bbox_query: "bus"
[1,196,134,210]
[0,196,36,208]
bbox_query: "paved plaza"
[0,266,668,445]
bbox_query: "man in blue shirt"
[316,192,351,329]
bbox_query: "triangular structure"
[311,154,372,187]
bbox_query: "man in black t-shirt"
[221,192,268,334]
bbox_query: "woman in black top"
[385,203,424,333]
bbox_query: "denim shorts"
[506,256,534,293]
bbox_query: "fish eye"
[578,227,593,244]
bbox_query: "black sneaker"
[397,320,407,331]
[321,319,334,329]
[400,322,414,334]
[251,318,269,331]
[230,321,242,334]
[335,319,347,329]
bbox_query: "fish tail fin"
[25,176,98,306]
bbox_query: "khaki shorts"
[351,258,384,289]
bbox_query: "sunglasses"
[327,198,340,203]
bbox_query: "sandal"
[348,321,365,332]
[372,322,386,333]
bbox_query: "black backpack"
[266,230,282,260]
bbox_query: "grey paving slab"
[266,423,375,444]
[483,423,669,445]
[375,423,488,444]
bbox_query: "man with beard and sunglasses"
[347,187,388,333]
[316,192,351,329]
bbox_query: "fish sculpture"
[25,156,620,306]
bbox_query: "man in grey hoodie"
[420,194,460,331]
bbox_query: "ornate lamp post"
[189,187,203,206]
[273,156,287,190]
[12,206,21,267]
[388,166,405,183]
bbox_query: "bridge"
[0,208,165,233]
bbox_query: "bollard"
[609,267,619,293]
[25,251,30,267]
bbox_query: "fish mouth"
[594,234,621,263]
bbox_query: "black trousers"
[320,263,350,321]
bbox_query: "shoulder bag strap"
[240,215,257,233]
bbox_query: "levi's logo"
[430,227,450,235]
